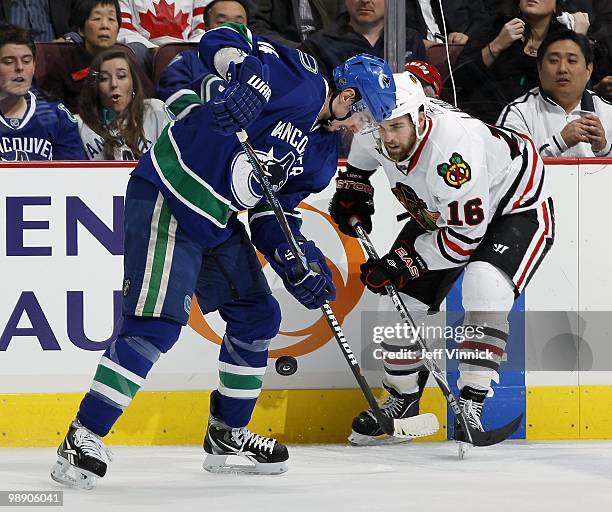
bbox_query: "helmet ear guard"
[333,54,396,123]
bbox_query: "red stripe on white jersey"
[515,200,551,290]
[121,12,132,20]
[441,230,475,257]
[121,22,137,31]
[193,7,205,15]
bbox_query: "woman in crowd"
[77,48,173,160]
[454,0,589,123]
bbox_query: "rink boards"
[0,159,611,446]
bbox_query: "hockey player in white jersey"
[329,73,554,451]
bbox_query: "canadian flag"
[118,0,208,47]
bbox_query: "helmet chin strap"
[324,90,354,126]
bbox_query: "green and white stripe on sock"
[135,193,178,317]
[218,362,266,399]
[90,356,145,408]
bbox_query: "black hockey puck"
[275,356,298,376]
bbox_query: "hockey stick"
[351,221,522,447]
[236,130,438,439]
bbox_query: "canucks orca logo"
[231,147,296,208]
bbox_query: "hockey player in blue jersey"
[50,22,395,487]
[0,25,85,161]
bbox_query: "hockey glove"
[360,240,427,294]
[267,241,336,309]
[329,167,375,237]
[210,55,271,135]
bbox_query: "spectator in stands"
[156,0,249,109]
[498,29,611,157]
[455,0,591,124]
[36,0,153,114]
[249,0,344,48]
[405,60,442,98]
[0,24,85,160]
[300,0,427,80]
[77,49,173,160]
[405,0,493,47]
[0,1,81,42]
[204,0,248,28]
[118,1,208,74]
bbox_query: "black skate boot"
[203,391,289,474]
[348,384,438,446]
[454,386,487,459]
[50,420,113,490]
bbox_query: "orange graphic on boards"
[187,202,365,357]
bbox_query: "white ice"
[1,442,611,512]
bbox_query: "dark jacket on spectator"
[405,0,493,43]
[36,43,153,114]
[300,12,427,81]
[0,0,78,39]
[454,16,567,124]
[249,0,345,48]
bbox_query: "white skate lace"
[232,428,276,454]
[381,394,404,417]
[460,399,484,432]
[74,427,114,463]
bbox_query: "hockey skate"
[348,384,439,446]
[203,391,288,475]
[50,420,113,490]
[454,386,487,460]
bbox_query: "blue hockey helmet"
[333,54,396,123]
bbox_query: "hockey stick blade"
[352,220,521,447]
[467,414,522,447]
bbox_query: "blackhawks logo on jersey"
[437,153,471,189]
[391,183,440,231]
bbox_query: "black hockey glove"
[360,239,427,294]
[329,166,375,237]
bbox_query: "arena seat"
[425,43,465,83]
[152,43,198,86]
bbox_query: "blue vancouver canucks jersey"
[132,24,339,253]
[0,91,85,161]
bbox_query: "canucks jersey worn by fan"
[51,22,397,487]
[76,99,174,160]
[119,0,206,47]
[330,73,554,453]
[0,92,85,160]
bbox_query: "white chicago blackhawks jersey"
[76,99,173,160]
[118,0,207,47]
[348,99,548,270]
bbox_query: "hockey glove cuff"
[329,167,375,237]
[267,241,336,309]
[360,240,428,294]
[211,55,271,134]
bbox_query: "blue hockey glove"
[210,55,271,134]
[267,241,336,309]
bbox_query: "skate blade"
[456,441,472,460]
[348,431,413,446]
[203,454,288,475]
[50,457,97,490]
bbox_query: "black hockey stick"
[352,221,522,447]
[236,130,438,439]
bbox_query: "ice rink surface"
[1,441,611,512]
